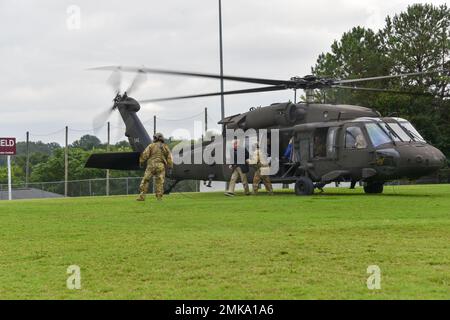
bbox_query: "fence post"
[26,131,30,188]
[64,126,69,197]
[126,177,129,195]
[106,122,110,196]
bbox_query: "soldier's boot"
[136,193,146,201]
[244,184,251,196]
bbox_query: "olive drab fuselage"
[86,98,447,195]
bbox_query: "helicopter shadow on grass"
[310,190,435,198]
[265,189,435,198]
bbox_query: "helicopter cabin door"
[309,127,340,178]
[339,123,372,174]
[296,133,310,164]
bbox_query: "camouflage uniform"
[249,147,273,194]
[137,139,173,201]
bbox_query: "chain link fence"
[0,177,200,200]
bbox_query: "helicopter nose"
[431,147,447,168]
[398,144,446,178]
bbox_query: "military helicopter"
[85,66,448,195]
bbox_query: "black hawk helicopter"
[85,66,448,195]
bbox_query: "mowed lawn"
[0,185,449,300]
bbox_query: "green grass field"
[0,184,449,300]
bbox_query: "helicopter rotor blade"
[126,69,147,95]
[106,68,122,95]
[93,105,115,135]
[334,69,447,85]
[332,85,433,96]
[90,66,449,92]
[138,85,289,103]
[91,66,294,87]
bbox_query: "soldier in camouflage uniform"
[137,133,173,201]
[249,143,273,195]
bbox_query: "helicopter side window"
[313,128,328,158]
[345,127,367,149]
[326,127,339,158]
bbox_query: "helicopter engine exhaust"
[224,102,306,130]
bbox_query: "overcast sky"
[0,0,447,145]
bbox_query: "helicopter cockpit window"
[345,126,367,149]
[365,123,391,147]
[387,123,412,142]
[379,122,401,142]
[399,121,425,142]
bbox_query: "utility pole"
[441,25,447,99]
[205,107,208,134]
[218,0,225,130]
[64,126,68,197]
[25,131,30,188]
[218,0,227,193]
[106,122,110,196]
[152,116,156,194]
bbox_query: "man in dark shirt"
[225,139,250,197]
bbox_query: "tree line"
[0,135,199,193]
[310,3,449,161]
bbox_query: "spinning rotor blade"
[93,106,115,134]
[334,70,447,85]
[126,70,147,95]
[107,68,122,94]
[138,85,288,103]
[332,85,433,96]
[90,66,449,101]
[91,66,294,86]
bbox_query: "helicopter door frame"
[340,122,373,171]
[326,126,340,160]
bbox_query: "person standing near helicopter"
[225,139,250,197]
[249,143,273,195]
[137,132,173,201]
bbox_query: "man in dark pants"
[225,139,250,197]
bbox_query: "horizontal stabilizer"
[85,152,141,170]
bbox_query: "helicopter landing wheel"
[295,177,314,196]
[364,182,384,194]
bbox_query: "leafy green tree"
[0,164,25,185]
[311,3,450,158]
[72,135,103,150]
[311,26,390,105]
[381,3,450,97]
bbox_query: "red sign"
[0,138,16,155]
